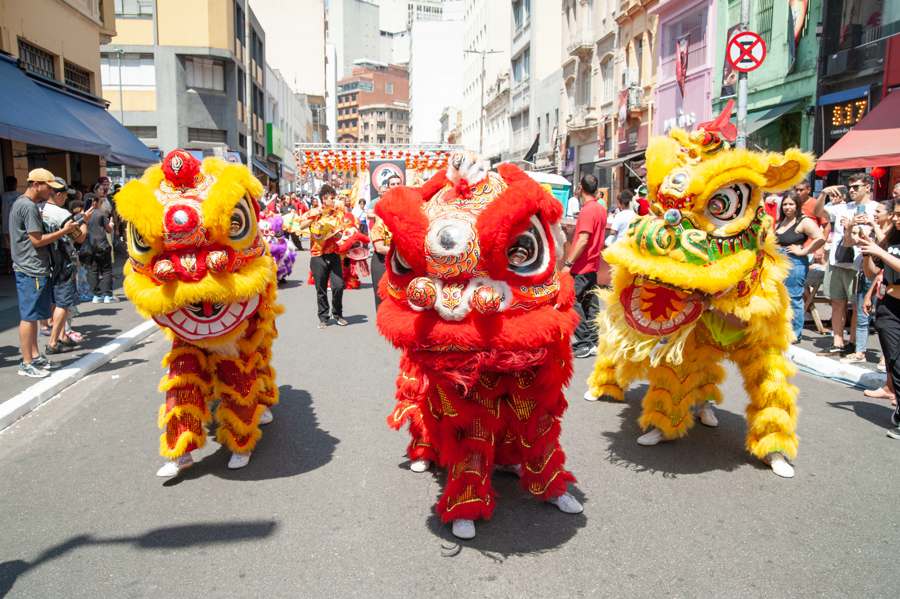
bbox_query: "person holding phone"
[86,192,115,303]
[814,174,876,356]
[859,200,900,439]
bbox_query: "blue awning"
[0,53,108,155]
[817,85,869,106]
[0,53,157,167]
[252,158,276,179]
[37,82,158,167]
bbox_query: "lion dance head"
[116,150,276,348]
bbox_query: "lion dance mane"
[376,155,579,523]
[587,103,813,465]
[117,150,283,460]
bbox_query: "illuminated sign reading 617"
[831,99,868,127]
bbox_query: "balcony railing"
[567,33,593,59]
[567,106,597,131]
[627,86,644,113]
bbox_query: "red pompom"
[162,149,202,189]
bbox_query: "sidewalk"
[0,262,149,399]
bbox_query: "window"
[237,67,245,102]
[184,57,224,91]
[756,0,774,47]
[115,0,153,17]
[64,61,91,93]
[188,128,227,143]
[600,58,613,102]
[235,2,246,45]
[633,35,643,85]
[126,125,157,138]
[101,53,155,87]
[18,40,55,80]
[603,123,612,152]
[512,48,530,83]
[239,133,247,148]
[513,0,530,30]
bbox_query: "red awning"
[817,90,900,171]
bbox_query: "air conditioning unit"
[825,50,849,77]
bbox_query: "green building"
[712,0,821,151]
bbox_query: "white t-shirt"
[606,208,635,246]
[824,201,877,269]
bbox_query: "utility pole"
[464,48,502,155]
[736,0,750,149]
[116,48,125,184]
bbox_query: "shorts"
[828,265,857,302]
[52,275,77,308]
[15,271,52,321]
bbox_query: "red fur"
[374,187,429,272]
[417,169,449,201]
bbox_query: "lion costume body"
[375,155,583,539]
[585,104,812,478]
[117,150,282,475]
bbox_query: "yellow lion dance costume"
[117,149,282,477]
[585,103,812,478]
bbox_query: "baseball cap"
[49,176,67,191]
[27,168,56,185]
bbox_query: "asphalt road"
[1,254,898,598]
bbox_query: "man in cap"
[42,177,90,355]
[9,169,79,377]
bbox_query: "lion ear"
[762,148,814,192]
[116,166,165,241]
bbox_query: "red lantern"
[815,168,828,177]
[871,166,887,180]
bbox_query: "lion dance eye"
[229,200,252,241]
[128,223,151,254]
[706,183,751,226]
[391,250,412,275]
[507,216,549,277]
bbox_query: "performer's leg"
[585,332,630,401]
[637,337,725,445]
[328,253,345,318]
[730,341,799,477]
[370,252,386,310]
[156,343,211,476]
[310,256,330,323]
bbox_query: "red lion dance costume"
[117,150,282,477]
[375,153,583,539]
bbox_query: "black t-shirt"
[87,211,110,251]
[875,245,900,285]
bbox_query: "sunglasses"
[848,184,866,190]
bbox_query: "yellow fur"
[590,122,811,465]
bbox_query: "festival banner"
[367,158,406,229]
[676,33,690,98]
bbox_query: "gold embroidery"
[506,392,536,421]
[436,385,458,417]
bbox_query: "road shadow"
[277,279,304,289]
[164,385,339,485]
[423,468,587,560]
[600,384,750,478]
[0,520,276,597]
[341,314,369,325]
[93,357,148,374]
[828,399,895,429]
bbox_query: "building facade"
[359,103,410,144]
[0,0,122,188]
[408,10,463,144]
[336,63,409,143]
[712,0,820,153]
[651,0,716,136]
[103,0,272,181]
[461,0,511,157]
[815,0,900,176]
[509,0,561,168]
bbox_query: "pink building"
[652,0,717,135]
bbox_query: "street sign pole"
[736,0,750,149]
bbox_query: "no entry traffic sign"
[727,30,766,73]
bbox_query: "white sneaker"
[766,452,795,478]
[227,452,252,469]
[156,453,194,477]
[258,407,274,425]
[637,428,667,446]
[583,390,599,402]
[697,401,719,427]
[103,295,118,303]
[451,519,476,539]
[409,458,431,473]
[548,492,583,514]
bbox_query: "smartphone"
[856,203,866,215]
